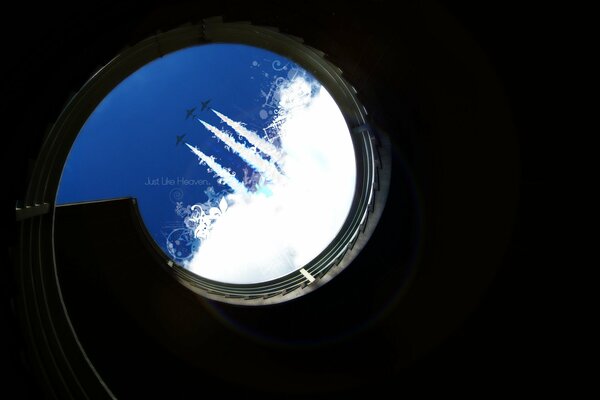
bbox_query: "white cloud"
[184,77,356,284]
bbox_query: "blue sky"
[57,44,302,257]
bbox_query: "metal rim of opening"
[23,18,390,305]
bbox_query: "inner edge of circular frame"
[36,21,391,305]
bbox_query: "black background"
[1,0,558,397]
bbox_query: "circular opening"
[49,22,385,304]
[57,43,357,286]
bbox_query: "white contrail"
[185,143,248,194]
[197,119,283,182]
[211,109,283,161]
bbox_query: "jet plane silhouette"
[200,99,211,111]
[186,107,196,119]
[176,134,186,145]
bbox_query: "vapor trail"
[197,119,283,182]
[185,143,248,194]
[212,109,283,162]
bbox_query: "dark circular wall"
[1,0,553,398]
